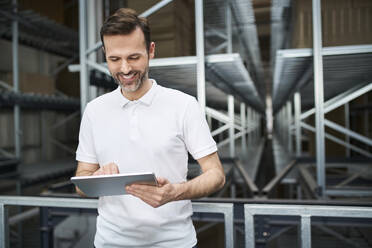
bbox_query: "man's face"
[103,27,155,93]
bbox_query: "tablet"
[71,172,158,197]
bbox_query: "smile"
[119,72,138,81]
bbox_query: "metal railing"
[244,204,372,248]
[0,196,234,248]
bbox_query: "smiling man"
[75,8,225,248]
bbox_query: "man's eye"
[110,58,119,62]
[129,56,139,60]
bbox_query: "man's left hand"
[125,177,182,208]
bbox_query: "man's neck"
[121,79,152,101]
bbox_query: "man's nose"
[120,60,132,74]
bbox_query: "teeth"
[121,73,135,79]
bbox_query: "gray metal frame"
[0,196,234,248]
[244,204,372,248]
[273,0,372,198]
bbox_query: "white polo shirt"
[76,80,217,248]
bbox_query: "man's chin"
[120,83,140,93]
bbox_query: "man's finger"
[93,169,103,176]
[107,162,119,174]
[156,177,169,186]
[127,186,163,203]
[128,189,163,208]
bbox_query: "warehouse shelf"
[0,4,78,57]
[0,157,19,177]
[272,44,372,113]
[72,53,264,112]
[150,54,264,112]
[204,0,265,102]
[0,89,80,110]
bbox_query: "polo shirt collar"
[116,79,158,108]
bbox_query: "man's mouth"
[118,72,137,82]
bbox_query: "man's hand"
[93,162,119,176]
[125,177,183,208]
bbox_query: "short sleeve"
[76,104,98,164]
[183,97,217,160]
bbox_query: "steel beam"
[301,215,311,248]
[301,122,372,158]
[87,0,98,100]
[262,160,297,195]
[298,166,318,199]
[228,95,235,157]
[140,0,174,17]
[301,83,372,121]
[85,0,175,55]
[312,0,326,197]
[205,107,230,124]
[345,103,350,157]
[294,93,302,156]
[12,0,21,159]
[324,119,372,147]
[0,204,6,248]
[79,0,89,114]
[226,0,232,53]
[241,103,247,154]
[195,0,206,114]
[287,101,293,153]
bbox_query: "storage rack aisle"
[269,0,372,202]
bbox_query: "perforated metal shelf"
[272,44,372,112]
[149,53,264,112]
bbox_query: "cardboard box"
[292,0,372,48]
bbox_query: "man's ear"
[149,42,155,59]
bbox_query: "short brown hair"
[100,8,151,52]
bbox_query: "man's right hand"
[93,162,120,176]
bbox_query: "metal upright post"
[207,114,212,129]
[225,0,235,154]
[228,95,235,158]
[79,0,89,114]
[87,0,98,100]
[226,0,232,53]
[241,103,247,155]
[247,107,252,146]
[254,111,258,143]
[195,0,206,114]
[12,3,23,245]
[228,95,236,198]
[0,203,8,248]
[287,101,293,153]
[294,92,302,157]
[280,108,284,142]
[12,0,21,159]
[312,0,326,197]
[345,103,350,157]
[364,95,369,145]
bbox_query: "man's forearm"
[75,169,94,197]
[75,162,99,197]
[175,167,225,200]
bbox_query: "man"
[75,8,225,248]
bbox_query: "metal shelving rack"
[0,2,78,57]
[70,0,265,164]
[0,1,80,161]
[271,0,372,199]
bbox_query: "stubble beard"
[113,66,149,93]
